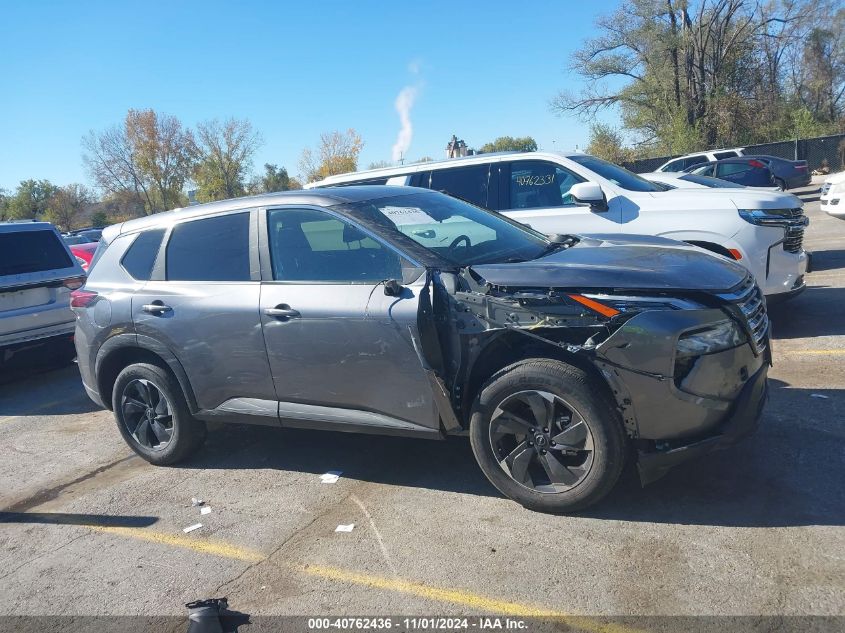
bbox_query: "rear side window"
[662,159,685,172]
[166,213,251,281]
[428,165,490,207]
[683,155,708,169]
[121,229,165,280]
[713,151,739,160]
[0,230,72,276]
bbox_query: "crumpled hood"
[469,234,748,292]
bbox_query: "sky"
[0,0,620,192]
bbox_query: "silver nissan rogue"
[72,187,770,513]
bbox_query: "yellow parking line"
[89,526,264,562]
[778,350,845,355]
[79,525,641,632]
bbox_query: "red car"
[69,242,97,272]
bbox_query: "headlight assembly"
[569,293,702,317]
[676,320,746,356]
[738,208,808,227]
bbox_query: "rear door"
[0,225,84,345]
[257,206,438,432]
[131,210,277,413]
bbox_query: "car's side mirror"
[570,182,608,212]
[384,279,404,296]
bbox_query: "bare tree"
[45,184,94,231]
[193,118,263,202]
[83,123,155,214]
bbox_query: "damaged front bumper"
[594,308,770,485]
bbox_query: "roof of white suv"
[307,151,583,188]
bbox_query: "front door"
[258,206,439,432]
[497,160,624,234]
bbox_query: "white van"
[308,151,809,299]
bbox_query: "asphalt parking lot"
[1,193,843,630]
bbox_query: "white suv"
[309,151,808,299]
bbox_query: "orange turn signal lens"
[567,294,620,318]
[728,248,743,260]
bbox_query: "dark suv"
[73,187,769,512]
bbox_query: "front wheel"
[774,177,786,191]
[470,359,626,513]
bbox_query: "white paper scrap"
[200,506,212,515]
[183,523,203,533]
[320,471,343,484]
[335,524,355,533]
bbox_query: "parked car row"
[657,150,811,190]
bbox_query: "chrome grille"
[784,226,804,253]
[718,276,769,354]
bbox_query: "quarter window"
[267,209,402,282]
[166,213,251,281]
[428,165,490,207]
[121,229,165,280]
[506,160,584,209]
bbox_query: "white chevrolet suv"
[309,152,809,300]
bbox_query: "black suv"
[73,187,769,512]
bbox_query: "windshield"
[680,174,745,189]
[334,191,554,266]
[569,154,662,192]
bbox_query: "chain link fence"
[625,133,845,173]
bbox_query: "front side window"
[428,165,490,207]
[121,229,165,280]
[506,160,584,209]
[683,155,708,169]
[166,213,251,281]
[568,154,661,192]
[662,159,685,172]
[267,208,402,282]
[691,164,715,176]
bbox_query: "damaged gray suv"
[73,187,770,512]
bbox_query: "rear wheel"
[112,363,206,465]
[775,177,786,190]
[470,359,626,513]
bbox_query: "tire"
[112,362,206,465]
[775,177,786,191]
[469,359,626,513]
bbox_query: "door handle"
[142,302,173,315]
[264,305,300,319]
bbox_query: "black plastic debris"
[186,597,250,633]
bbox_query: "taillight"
[70,289,98,308]
[795,164,807,170]
[75,256,89,271]
[748,160,766,168]
[62,276,86,290]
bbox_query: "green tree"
[299,129,364,183]
[554,0,839,153]
[478,136,537,153]
[89,210,110,227]
[193,118,263,202]
[44,183,94,231]
[6,179,59,220]
[248,163,294,194]
[585,124,634,164]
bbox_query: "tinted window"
[691,164,715,176]
[121,229,165,280]
[267,208,401,282]
[505,160,584,209]
[335,177,389,186]
[713,151,739,160]
[683,155,708,169]
[166,213,250,281]
[568,154,661,192]
[662,159,685,172]
[0,230,73,276]
[717,162,751,176]
[428,165,489,207]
